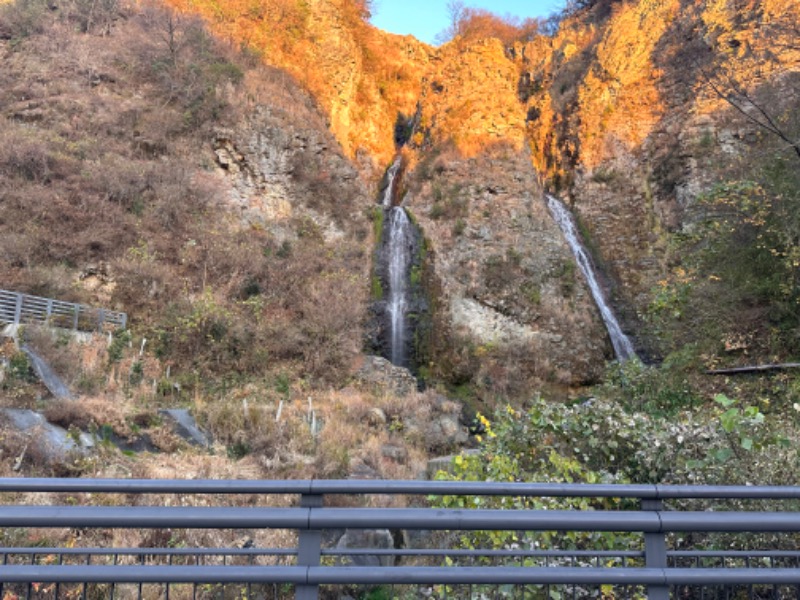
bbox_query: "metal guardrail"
[0,289,127,332]
[1,479,800,599]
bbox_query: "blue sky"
[370,0,562,45]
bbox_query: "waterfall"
[373,155,417,367]
[382,156,402,208]
[386,206,413,365]
[546,195,637,362]
[372,154,424,369]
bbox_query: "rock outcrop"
[415,37,526,155]
[517,0,800,337]
[355,355,417,397]
[1,409,94,466]
[165,0,432,170]
[211,104,371,243]
[407,146,608,389]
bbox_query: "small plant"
[591,166,618,184]
[275,240,292,258]
[107,329,132,363]
[227,440,250,460]
[370,274,384,300]
[274,372,290,396]
[371,206,384,244]
[8,352,35,383]
[409,265,422,287]
[129,360,144,385]
[520,282,541,305]
[714,394,766,458]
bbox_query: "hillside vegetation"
[1,0,800,500]
[0,0,372,383]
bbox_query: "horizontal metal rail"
[3,566,800,586]
[4,546,800,561]
[0,289,126,332]
[2,478,800,600]
[3,477,800,498]
[3,505,800,533]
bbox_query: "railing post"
[642,498,668,600]
[46,298,53,324]
[297,493,322,600]
[14,293,23,325]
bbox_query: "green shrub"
[129,360,144,385]
[8,352,35,383]
[371,206,384,244]
[370,274,383,300]
[108,329,132,363]
[434,391,798,555]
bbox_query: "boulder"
[354,355,417,397]
[158,409,211,448]
[0,409,93,465]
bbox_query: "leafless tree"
[434,0,466,45]
[700,65,800,160]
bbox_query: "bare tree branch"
[697,60,800,161]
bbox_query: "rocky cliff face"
[403,36,616,390]
[406,146,608,391]
[385,37,609,390]
[165,0,432,171]
[414,38,526,156]
[518,0,800,346]
[212,104,369,245]
[5,0,796,396]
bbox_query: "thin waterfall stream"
[374,155,423,369]
[386,207,412,365]
[546,195,638,362]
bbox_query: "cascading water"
[546,195,638,362]
[381,157,402,208]
[373,155,421,368]
[386,206,413,365]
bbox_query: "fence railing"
[0,289,126,332]
[2,479,800,599]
